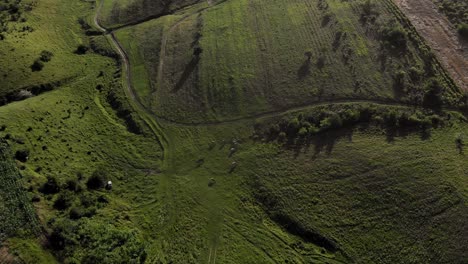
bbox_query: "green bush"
[423,79,443,110]
[40,50,53,62]
[40,176,60,194]
[48,219,147,263]
[53,193,73,211]
[75,44,89,55]
[69,207,84,220]
[458,23,468,39]
[381,25,407,49]
[86,169,106,190]
[31,59,44,71]
[14,149,29,162]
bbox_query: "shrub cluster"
[380,24,407,50]
[48,218,146,263]
[434,0,468,27]
[107,88,143,134]
[254,104,449,143]
[0,0,34,36]
[31,50,53,71]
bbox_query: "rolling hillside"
[0,0,466,263]
[114,0,462,123]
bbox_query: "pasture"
[0,0,466,262]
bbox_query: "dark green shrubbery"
[31,59,44,71]
[86,169,106,190]
[107,88,143,134]
[40,50,53,62]
[14,149,29,162]
[53,193,72,211]
[0,0,34,35]
[75,44,89,55]
[458,23,468,39]
[380,24,407,50]
[31,50,53,71]
[423,78,444,110]
[48,218,147,263]
[39,176,60,194]
[435,0,468,28]
[254,104,450,144]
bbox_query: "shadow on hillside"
[172,56,200,93]
[297,58,311,79]
[284,128,354,158]
[385,126,431,143]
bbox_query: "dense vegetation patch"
[0,141,38,243]
[253,104,456,146]
[0,0,35,39]
[433,0,468,27]
[458,23,468,39]
[48,218,147,263]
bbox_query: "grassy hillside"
[0,0,467,263]
[134,103,467,263]
[0,0,100,106]
[0,0,165,262]
[99,0,203,29]
[115,0,462,124]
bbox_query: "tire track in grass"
[97,1,229,261]
[95,0,173,167]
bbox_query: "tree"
[86,169,106,190]
[423,79,443,110]
[40,50,53,62]
[40,176,61,194]
[53,193,72,210]
[381,25,407,50]
[15,149,29,162]
[31,59,44,71]
[75,44,89,55]
[457,23,468,39]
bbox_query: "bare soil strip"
[393,0,468,91]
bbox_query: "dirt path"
[94,0,171,167]
[393,0,468,91]
[151,98,461,126]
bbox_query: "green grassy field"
[99,0,203,29]
[114,0,461,124]
[0,0,467,263]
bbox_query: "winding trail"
[92,1,467,262]
[94,0,172,168]
[94,0,462,129]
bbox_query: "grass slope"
[0,0,96,102]
[115,0,461,124]
[0,0,467,263]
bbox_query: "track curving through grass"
[94,0,172,169]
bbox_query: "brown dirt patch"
[0,247,18,264]
[393,0,468,91]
